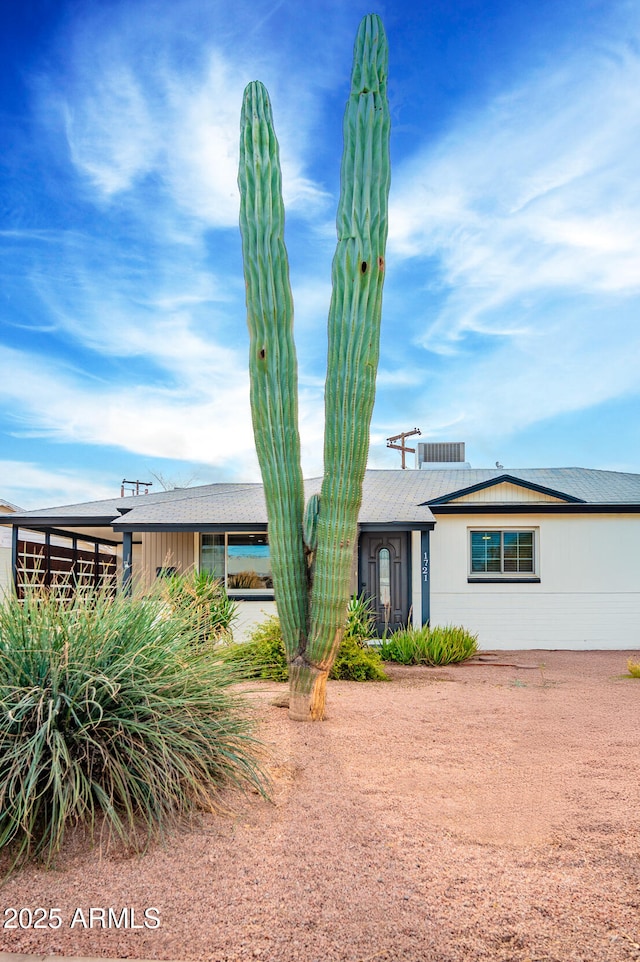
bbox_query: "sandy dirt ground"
[0,650,639,962]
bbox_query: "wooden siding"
[451,482,566,504]
[140,532,195,586]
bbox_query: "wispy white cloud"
[0,460,117,510]
[386,27,640,441]
[46,1,332,227]
[0,344,251,464]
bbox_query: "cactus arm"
[303,493,321,555]
[238,81,308,656]
[288,14,390,719]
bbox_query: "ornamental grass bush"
[0,584,266,871]
[379,624,478,666]
[162,569,238,645]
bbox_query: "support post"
[421,530,430,627]
[11,525,18,596]
[45,531,51,587]
[122,531,133,595]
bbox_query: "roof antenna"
[386,428,421,469]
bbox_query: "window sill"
[467,577,540,584]
[228,592,275,602]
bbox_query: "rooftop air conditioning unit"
[417,442,470,469]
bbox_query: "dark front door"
[359,531,410,636]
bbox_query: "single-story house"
[7,456,640,650]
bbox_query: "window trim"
[467,527,540,583]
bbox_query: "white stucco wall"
[429,512,640,650]
[233,600,278,642]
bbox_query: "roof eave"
[423,473,586,506]
[430,502,640,514]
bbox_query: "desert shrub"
[163,569,237,644]
[224,615,289,682]
[627,658,640,678]
[0,585,266,870]
[330,633,389,681]
[379,624,478,666]
[225,598,388,682]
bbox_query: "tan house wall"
[140,531,195,587]
[0,539,11,595]
[0,505,16,595]
[452,482,565,504]
[429,512,640,650]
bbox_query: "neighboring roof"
[8,467,640,533]
[0,499,22,514]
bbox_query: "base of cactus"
[288,660,328,721]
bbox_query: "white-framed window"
[469,528,538,580]
[200,532,273,594]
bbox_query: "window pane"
[471,531,501,572]
[503,531,534,572]
[227,533,272,589]
[379,547,391,607]
[201,534,225,580]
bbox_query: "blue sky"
[2,0,640,509]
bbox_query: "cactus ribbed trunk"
[238,82,309,659]
[238,14,390,720]
[306,15,390,717]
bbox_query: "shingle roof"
[8,484,261,522]
[8,467,640,531]
[412,467,640,504]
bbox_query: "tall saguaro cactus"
[238,14,390,720]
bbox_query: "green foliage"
[379,624,478,666]
[225,599,388,683]
[223,616,289,682]
[330,634,389,682]
[345,593,376,646]
[163,569,237,644]
[0,585,266,871]
[627,658,640,678]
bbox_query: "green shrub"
[0,585,266,870]
[163,569,237,644]
[379,624,478,666]
[225,598,388,682]
[627,658,640,678]
[330,633,389,681]
[223,615,289,682]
